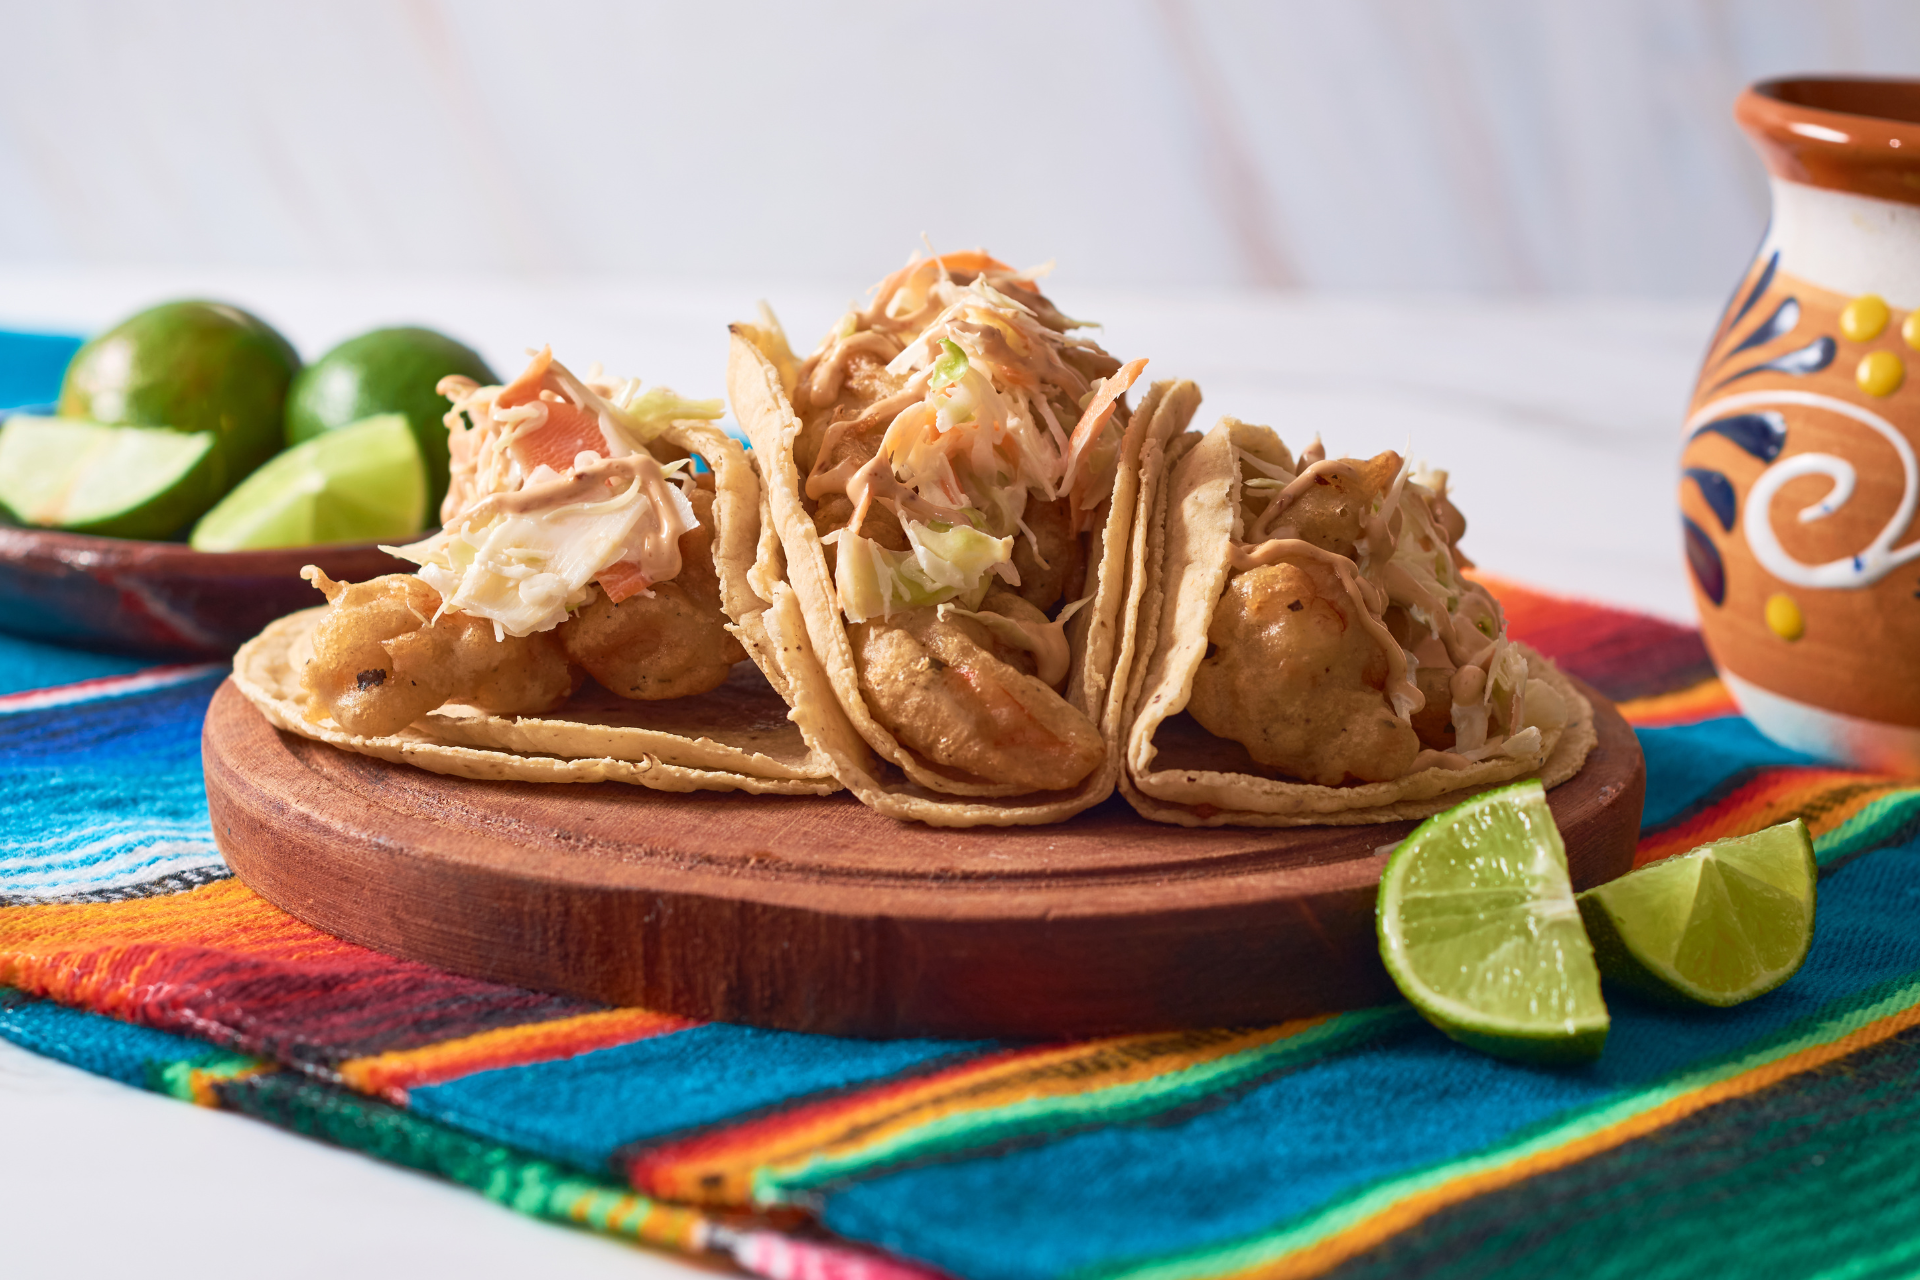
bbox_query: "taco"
[1121,418,1595,826]
[727,252,1197,825]
[232,347,839,795]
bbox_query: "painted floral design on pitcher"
[1683,78,1920,770]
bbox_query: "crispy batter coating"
[1256,451,1402,558]
[557,487,746,699]
[1189,559,1419,785]
[795,354,904,476]
[1385,604,1456,752]
[849,605,1103,792]
[969,586,1047,680]
[300,571,573,737]
[1409,663,1455,751]
[1010,491,1083,612]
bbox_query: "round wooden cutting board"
[204,677,1645,1040]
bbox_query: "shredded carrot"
[596,560,652,604]
[493,346,610,476]
[936,250,1014,276]
[513,398,607,476]
[1063,358,1146,521]
[497,346,556,409]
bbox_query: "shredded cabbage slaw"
[782,253,1143,625]
[383,348,714,639]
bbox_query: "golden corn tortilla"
[229,420,841,796]
[728,323,1202,826]
[1120,417,1596,827]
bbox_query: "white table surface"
[0,268,1717,1279]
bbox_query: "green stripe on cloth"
[1086,968,1920,1280]
[757,1009,1415,1205]
[217,1071,711,1250]
[1321,1024,1920,1280]
[1817,787,1920,870]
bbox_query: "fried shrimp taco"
[1121,418,1595,827]
[232,347,839,795]
[728,252,1195,825]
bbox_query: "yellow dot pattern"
[1766,593,1805,642]
[1842,294,1891,342]
[1858,349,1905,397]
[1904,310,1920,352]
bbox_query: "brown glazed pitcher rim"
[1737,76,1920,207]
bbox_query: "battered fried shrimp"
[446,625,575,717]
[849,606,1104,792]
[1010,492,1083,612]
[1255,451,1402,558]
[300,570,573,736]
[1409,664,1456,751]
[967,587,1051,681]
[1189,559,1419,785]
[1385,603,1456,752]
[558,487,747,699]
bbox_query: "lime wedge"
[1377,779,1609,1063]
[0,415,221,539]
[189,413,425,551]
[1578,819,1816,1008]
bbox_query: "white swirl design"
[1687,389,1920,589]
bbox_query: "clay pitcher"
[1683,77,1920,770]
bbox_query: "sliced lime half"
[189,412,425,551]
[1378,779,1609,1064]
[1578,819,1816,1008]
[0,415,221,539]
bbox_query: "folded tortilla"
[1120,418,1596,827]
[232,419,841,796]
[728,312,1201,826]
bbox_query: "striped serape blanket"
[4,569,1918,1278]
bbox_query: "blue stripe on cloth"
[814,793,1920,1279]
[0,988,218,1088]
[0,329,81,411]
[0,632,151,698]
[409,1023,993,1174]
[1638,717,1820,829]
[0,673,225,902]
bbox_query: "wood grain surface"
[204,676,1646,1039]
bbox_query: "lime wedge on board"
[1377,779,1609,1064]
[190,413,425,551]
[1578,819,1816,1008]
[0,415,221,539]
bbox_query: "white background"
[2,1,1917,295]
[0,4,1905,1277]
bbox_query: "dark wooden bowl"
[0,525,407,660]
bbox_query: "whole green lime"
[58,300,301,494]
[285,326,496,514]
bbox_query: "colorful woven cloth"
[10,581,1920,1279]
[1,316,1913,1277]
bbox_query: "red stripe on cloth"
[1474,575,1714,704]
[0,879,599,1068]
[0,663,224,715]
[1633,766,1899,866]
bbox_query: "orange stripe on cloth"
[1460,572,1559,627]
[340,1007,699,1103]
[1633,766,1906,867]
[0,878,359,1013]
[1222,999,1920,1280]
[633,1024,1311,1207]
[1617,676,1737,728]
[0,877,349,960]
